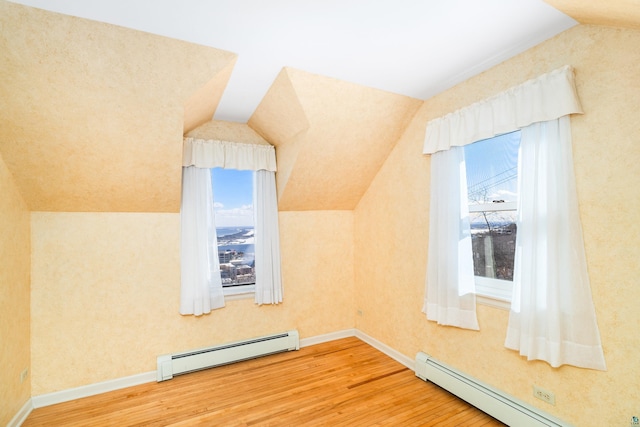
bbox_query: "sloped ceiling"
[1,0,638,213]
[249,68,422,211]
[0,1,236,212]
[7,0,579,124]
[544,0,640,29]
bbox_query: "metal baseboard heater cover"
[157,330,299,382]
[415,352,571,427]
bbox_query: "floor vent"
[157,330,299,382]
[415,352,571,427]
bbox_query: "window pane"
[465,131,520,284]
[211,168,255,288]
[465,131,520,205]
[470,210,517,281]
[217,227,255,287]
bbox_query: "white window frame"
[468,201,516,310]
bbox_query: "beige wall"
[30,210,354,394]
[0,152,31,426]
[249,68,422,212]
[354,24,640,427]
[0,1,236,214]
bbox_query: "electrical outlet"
[20,368,28,384]
[533,385,555,405]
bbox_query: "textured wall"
[545,0,640,29]
[0,153,30,426]
[354,24,640,427]
[0,1,236,213]
[30,210,354,394]
[186,120,272,146]
[250,68,422,211]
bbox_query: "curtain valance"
[183,137,277,171]
[423,65,583,154]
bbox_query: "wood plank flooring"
[23,337,505,426]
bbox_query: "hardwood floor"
[24,337,505,426]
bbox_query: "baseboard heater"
[415,352,571,427]
[157,330,299,382]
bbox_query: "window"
[181,138,282,315]
[464,131,520,305]
[211,168,255,295]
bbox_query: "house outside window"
[464,131,520,305]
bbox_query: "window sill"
[223,285,255,301]
[475,276,512,310]
[476,294,511,310]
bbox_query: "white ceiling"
[8,0,577,123]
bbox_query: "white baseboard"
[27,328,412,412]
[31,371,157,409]
[300,329,414,371]
[299,328,356,348]
[354,329,415,371]
[7,399,33,427]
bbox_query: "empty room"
[1,1,639,426]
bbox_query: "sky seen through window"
[211,168,254,228]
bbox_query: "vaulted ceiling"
[1,0,637,213]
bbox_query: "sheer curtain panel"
[180,166,225,315]
[505,117,606,370]
[424,146,479,330]
[253,170,283,305]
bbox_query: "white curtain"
[422,65,606,369]
[180,166,225,315]
[505,117,606,370]
[423,146,479,330]
[180,137,282,312]
[254,170,283,305]
[423,65,583,155]
[183,138,277,171]
[422,66,583,331]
